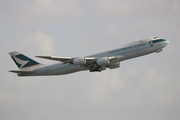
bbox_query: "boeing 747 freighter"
[9,36,169,76]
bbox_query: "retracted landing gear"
[90,69,101,72]
[89,66,106,72]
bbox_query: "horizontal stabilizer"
[9,70,35,74]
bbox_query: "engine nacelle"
[108,62,120,69]
[96,57,110,66]
[73,57,86,65]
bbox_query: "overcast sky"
[0,0,180,120]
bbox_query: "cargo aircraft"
[9,36,169,76]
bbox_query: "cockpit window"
[150,36,159,40]
[153,36,158,39]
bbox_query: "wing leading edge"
[36,56,97,63]
[36,56,72,63]
[36,55,124,64]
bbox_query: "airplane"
[9,36,169,77]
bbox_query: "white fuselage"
[18,37,169,76]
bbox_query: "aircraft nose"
[166,40,169,44]
[165,39,169,45]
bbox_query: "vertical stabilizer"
[9,51,40,69]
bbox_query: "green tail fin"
[9,51,40,69]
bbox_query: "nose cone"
[165,39,169,46]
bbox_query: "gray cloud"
[90,0,180,17]
[2,0,82,23]
[32,31,55,55]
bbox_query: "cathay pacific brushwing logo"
[12,56,29,68]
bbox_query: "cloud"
[16,31,55,55]
[32,31,55,55]
[85,65,175,107]
[4,0,180,23]
[86,65,139,104]
[90,0,180,18]
[4,0,82,23]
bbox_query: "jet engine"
[108,62,120,69]
[96,57,110,66]
[73,57,86,65]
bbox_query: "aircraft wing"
[36,56,96,63]
[9,70,35,74]
[36,56,124,65]
[36,56,72,63]
[36,55,124,72]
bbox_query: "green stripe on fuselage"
[151,39,166,43]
